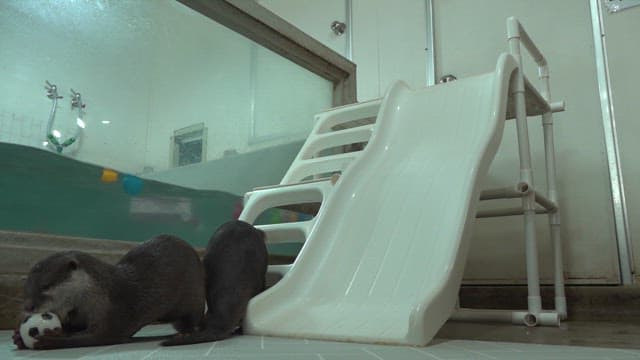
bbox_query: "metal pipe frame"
[535,191,558,213]
[460,17,567,326]
[507,16,543,316]
[479,183,530,201]
[479,185,557,213]
[509,16,565,321]
[451,309,559,327]
[541,109,567,318]
[476,207,548,219]
[345,0,353,61]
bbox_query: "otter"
[162,220,268,346]
[16,234,205,349]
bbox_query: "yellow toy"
[101,169,118,183]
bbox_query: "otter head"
[23,251,92,331]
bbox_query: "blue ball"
[122,175,143,195]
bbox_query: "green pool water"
[0,142,302,255]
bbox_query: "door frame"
[589,0,634,285]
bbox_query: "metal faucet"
[45,80,63,100]
[42,82,86,153]
[70,88,85,110]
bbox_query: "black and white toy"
[19,312,62,349]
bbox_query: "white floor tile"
[2,325,639,360]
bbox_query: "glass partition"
[0,0,333,249]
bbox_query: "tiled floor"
[3,324,640,360]
[437,321,640,350]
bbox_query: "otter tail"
[160,329,234,346]
[161,312,242,346]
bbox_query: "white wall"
[259,0,428,102]
[251,0,633,284]
[258,0,348,56]
[352,0,427,101]
[426,0,622,284]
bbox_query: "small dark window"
[172,123,206,167]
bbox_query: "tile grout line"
[442,343,498,359]
[13,350,40,359]
[472,340,522,353]
[614,348,640,356]
[467,349,498,359]
[205,341,217,356]
[77,344,117,359]
[410,347,445,360]
[5,330,640,359]
[361,347,384,360]
[140,348,161,360]
[460,339,526,352]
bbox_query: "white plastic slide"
[242,54,519,346]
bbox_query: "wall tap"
[44,80,63,100]
[70,88,85,109]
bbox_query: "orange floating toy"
[101,169,119,183]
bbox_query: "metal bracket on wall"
[331,21,346,35]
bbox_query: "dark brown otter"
[18,234,205,349]
[162,220,268,346]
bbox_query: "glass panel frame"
[178,0,357,107]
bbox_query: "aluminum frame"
[425,0,436,86]
[345,0,353,61]
[589,0,634,285]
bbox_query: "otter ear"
[68,260,78,271]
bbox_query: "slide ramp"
[243,54,518,346]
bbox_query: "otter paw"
[42,328,64,337]
[12,328,27,350]
[31,328,66,350]
[32,335,61,350]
